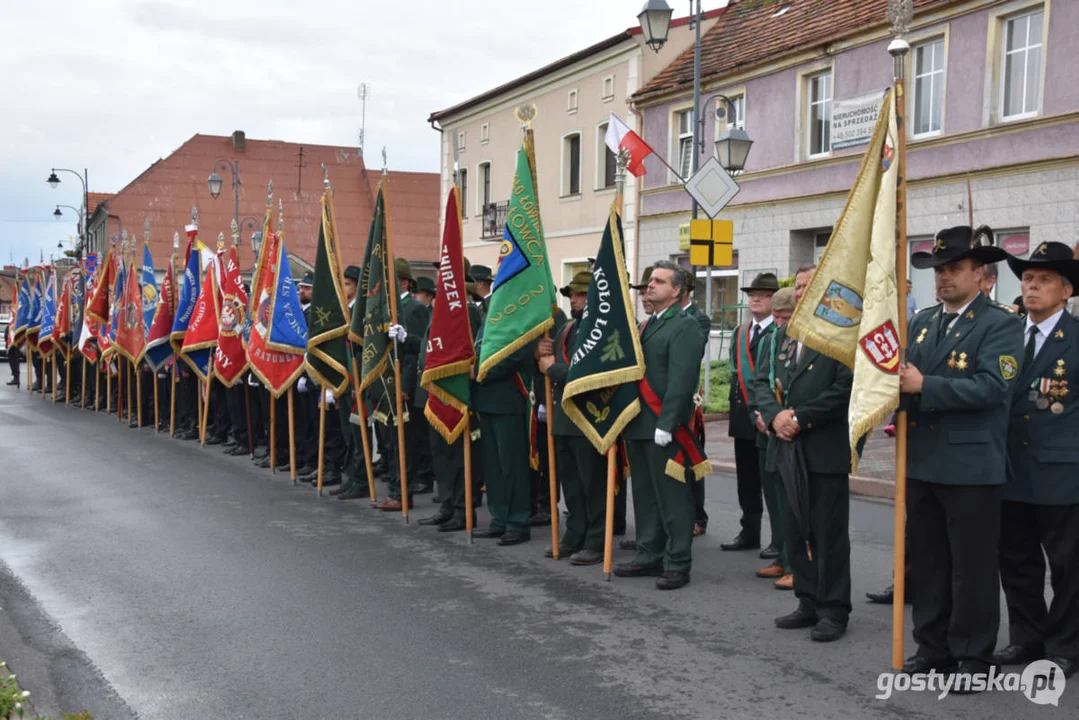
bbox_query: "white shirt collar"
[754,315,774,331]
[348,298,355,309]
[1026,307,1065,338]
[400,291,410,300]
[943,298,976,328]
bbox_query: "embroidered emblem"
[1055,329,1064,339]
[1000,355,1018,380]
[859,321,901,374]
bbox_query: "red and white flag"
[605,113,654,177]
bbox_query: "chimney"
[232,130,246,152]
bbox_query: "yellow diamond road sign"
[689,219,733,267]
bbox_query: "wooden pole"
[196,373,202,432]
[137,365,143,428]
[200,376,212,446]
[95,361,101,411]
[153,368,160,432]
[65,352,71,405]
[117,356,124,421]
[544,375,561,558]
[169,365,177,437]
[270,393,277,473]
[464,425,474,543]
[317,390,327,496]
[244,382,255,458]
[81,356,88,408]
[381,174,409,521]
[287,387,297,484]
[42,353,48,401]
[603,447,617,580]
[26,345,32,394]
[106,359,112,414]
[890,43,910,671]
[351,357,377,501]
[126,357,133,422]
[51,353,57,403]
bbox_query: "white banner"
[832,91,885,150]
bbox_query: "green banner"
[476,134,557,381]
[355,185,397,423]
[561,204,645,453]
[304,193,350,395]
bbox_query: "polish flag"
[605,113,654,177]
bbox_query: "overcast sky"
[0,0,724,268]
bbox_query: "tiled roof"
[634,0,958,103]
[91,133,438,267]
[86,192,112,216]
[367,171,441,262]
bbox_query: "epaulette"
[989,300,1016,314]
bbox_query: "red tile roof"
[86,192,112,216]
[634,0,958,103]
[92,133,438,268]
[367,171,441,263]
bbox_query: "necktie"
[938,312,957,341]
[1023,326,1038,368]
[750,324,759,346]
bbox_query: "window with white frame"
[480,123,489,145]
[598,123,616,189]
[913,38,945,136]
[478,162,491,215]
[458,169,468,220]
[675,108,694,179]
[456,131,465,151]
[567,89,579,113]
[602,75,615,101]
[563,133,582,195]
[714,94,745,158]
[806,71,832,156]
[1001,8,1044,119]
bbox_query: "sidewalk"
[703,417,898,501]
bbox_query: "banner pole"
[244,381,255,458]
[153,369,160,431]
[52,353,58,404]
[889,27,912,671]
[43,353,49,401]
[270,393,277,473]
[463,425,474,543]
[81,356,88,408]
[137,366,143,428]
[382,172,409,522]
[106,358,112,414]
[604,447,617,581]
[317,390,327,496]
[26,345,32,394]
[287,387,297,484]
[544,375,560,558]
[65,352,71,405]
[169,365,177,437]
[117,356,124,421]
[352,357,377,501]
[201,375,212,446]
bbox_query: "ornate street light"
[46,171,61,189]
[638,0,674,53]
[207,171,224,199]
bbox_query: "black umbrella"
[775,437,813,561]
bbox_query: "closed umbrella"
[775,436,813,561]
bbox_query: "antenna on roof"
[381,147,388,177]
[357,82,370,160]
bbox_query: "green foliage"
[700,362,731,414]
[778,274,795,288]
[0,660,92,720]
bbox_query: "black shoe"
[328,483,353,497]
[1048,656,1076,679]
[720,532,760,551]
[438,518,468,532]
[569,549,604,566]
[901,655,957,675]
[472,528,505,539]
[225,445,250,456]
[205,434,225,446]
[5,379,18,386]
[180,430,200,441]
[618,539,638,551]
[320,473,343,487]
[529,511,552,527]
[992,644,1044,666]
[810,618,847,642]
[498,531,529,546]
[222,439,238,450]
[419,511,453,526]
[759,544,780,560]
[866,585,895,604]
[950,661,991,694]
[253,448,269,460]
[432,494,442,503]
[296,465,317,477]
[774,607,818,629]
[338,487,371,501]
[129,420,139,428]
[411,484,434,495]
[613,561,663,578]
[656,571,690,590]
[256,457,272,469]
[545,544,581,559]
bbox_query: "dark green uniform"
[624,304,705,573]
[753,325,853,624]
[903,291,1023,666]
[749,329,788,573]
[385,292,433,500]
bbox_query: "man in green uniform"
[753,264,853,642]
[899,226,1023,686]
[537,270,605,564]
[993,241,1079,679]
[613,261,705,590]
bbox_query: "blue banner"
[267,243,308,352]
[170,241,201,346]
[141,244,159,339]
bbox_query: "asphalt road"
[0,385,1074,719]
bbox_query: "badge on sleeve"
[1000,355,1018,380]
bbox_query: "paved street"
[0,385,1073,719]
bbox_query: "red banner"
[115,256,146,363]
[180,260,220,379]
[214,246,249,386]
[246,229,305,396]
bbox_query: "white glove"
[654,429,673,447]
[297,377,308,393]
[537,404,547,423]
[323,389,336,405]
[389,324,407,343]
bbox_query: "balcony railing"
[481,200,508,240]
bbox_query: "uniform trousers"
[479,412,532,535]
[734,437,763,541]
[788,472,850,622]
[431,425,473,524]
[626,440,695,573]
[554,435,607,551]
[759,445,789,572]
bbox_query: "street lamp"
[638,0,674,53]
[207,159,241,232]
[700,94,755,173]
[45,167,90,252]
[207,172,223,199]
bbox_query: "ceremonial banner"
[78,254,101,364]
[787,88,899,472]
[102,254,126,360]
[476,137,557,381]
[26,269,43,349]
[37,269,57,357]
[213,246,249,386]
[69,263,85,352]
[421,187,475,442]
[52,273,72,359]
[353,185,395,421]
[305,194,350,395]
[139,244,159,337]
[86,250,113,326]
[251,237,308,396]
[561,205,645,453]
[143,257,176,371]
[13,271,31,347]
[180,261,219,380]
[115,254,146,363]
[170,237,204,355]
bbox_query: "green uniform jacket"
[625,304,705,441]
[682,302,711,347]
[396,293,429,401]
[903,291,1024,486]
[751,325,853,476]
[728,321,775,440]
[414,303,482,410]
[1005,310,1079,505]
[546,316,583,437]
[472,322,537,416]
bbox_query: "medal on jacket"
[1051,401,1065,414]
[956,352,968,371]
[915,327,928,344]
[947,351,957,369]
[1054,359,1066,378]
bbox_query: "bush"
[700,362,731,414]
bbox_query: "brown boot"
[774,573,793,590]
[756,562,784,578]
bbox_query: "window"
[807,71,832,156]
[563,133,581,196]
[458,168,467,220]
[457,131,465,151]
[913,38,945,136]
[478,162,491,215]
[602,75,615,101]
[480,123,489,144]
[567,89,578,114]
[675,108,694,179]
[714,93,745,158]
[1001,9,1044,119]
[598,123,617,189]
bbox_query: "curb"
[710,461,896,502]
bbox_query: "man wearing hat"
[471,264,493,312]
[377,258,435,509]
[537,270,605,563]
[722,272,778,555]
[992,241,1079,679]
[900,226,1023,683]
[414,276,436,309]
